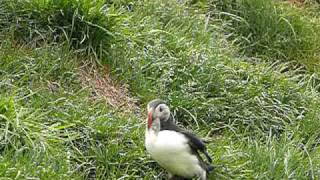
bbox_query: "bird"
[145,99,213,180]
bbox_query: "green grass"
[209,0,320,71]
[0,0,120,58]
[1,0,320,179]
[0,42,162,179]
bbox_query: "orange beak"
[148,111,153,129]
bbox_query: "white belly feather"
[145,129,205,178]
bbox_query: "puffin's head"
[147,99,170,129]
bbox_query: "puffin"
[145,99,213,180]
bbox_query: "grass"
[209,0,320,71]
[1,0,320,179]
[0,0,120,58]
[0,42,162,179]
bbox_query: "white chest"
[145,129,205,178]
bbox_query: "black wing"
[160,118,213,167]
[180,130,212,163]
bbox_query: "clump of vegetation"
[0,0,320,179]
[209,0,320,71]
[0,42,164,178]
[1,0,121,57]
[105,0,316,137]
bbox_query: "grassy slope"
[1,0,320,179]
[209,0,320,71]
[0,41,163,179]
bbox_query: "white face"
[154,104,170,121]
[147,100,171,130]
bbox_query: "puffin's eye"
[159,106,163,112]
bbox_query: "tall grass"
[105,0,318,136]
[0,41,165,179]
[209,0,320,71]
[1,0,320,179]
[0,0,121,58]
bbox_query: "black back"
[160,117,213,173]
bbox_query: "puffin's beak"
[148,110,153,129]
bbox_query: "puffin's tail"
[203,149,213,173]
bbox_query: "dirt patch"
[80,63,139,114]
